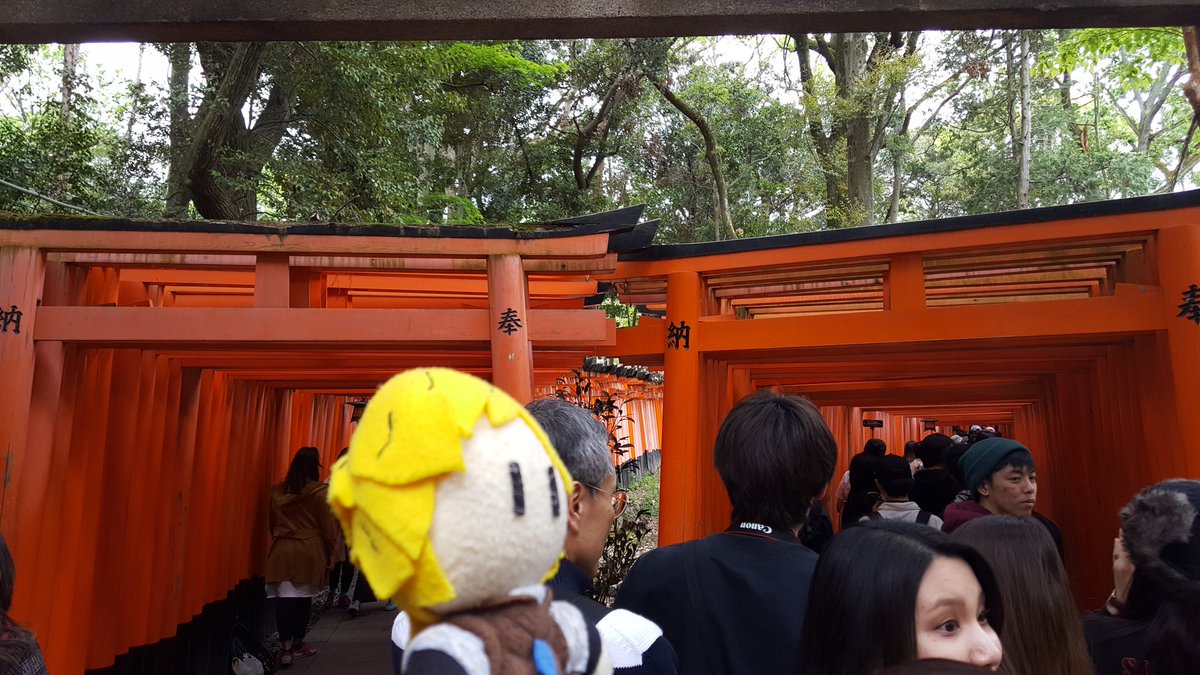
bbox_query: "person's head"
[876,454,916,500]
[285,446,321,494]
[917,434,954,469]
[1117,479,1200,673]
[945,443,969,487]
[864,438,888,456]
[959,438,1036,517]
[713,392,836,533]
[952,516,1092,675]
[526,398,618,577]
[800,520,1004,675]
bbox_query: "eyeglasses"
[581,483,629,517]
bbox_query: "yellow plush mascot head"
[328,368,572,629]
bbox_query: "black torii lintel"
[0,0,1197,44]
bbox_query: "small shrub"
[591,508,653,606]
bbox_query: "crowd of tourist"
[3,390,1195,674]
[549,394,1196,675]
[382,391,1199,674]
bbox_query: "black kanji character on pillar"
[1179,284,1200,325]
[0,305,21,335]
[497,307,523,335]
[666,321,691,350]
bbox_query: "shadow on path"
[287,602,395,675]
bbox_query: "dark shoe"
[346,600,360,618]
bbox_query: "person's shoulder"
[596,609,678,674]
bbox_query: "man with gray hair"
[527,397,679,675]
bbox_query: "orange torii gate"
[597,189,1200,611]
[0,210,651,674]
[2,191,1200,672]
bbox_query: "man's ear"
[816,484,829,500]
[566,481,585,535]
[977,481,990,498]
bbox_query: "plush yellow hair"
[327,368,571,627]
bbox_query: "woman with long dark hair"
[1083,479,1200,675]
[952,516,1092,675]
[0,534,47,675]
[798,520,1003,674]
[267,447,339,668]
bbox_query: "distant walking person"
[267,447,339,668]
[0,535,47,675]
[841,438,888,528]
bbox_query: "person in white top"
[861,455,943,530]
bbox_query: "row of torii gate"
[2,192,1200,673]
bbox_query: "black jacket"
[909,468,962,517]
[615,524,818,675]
[548,560,679,675]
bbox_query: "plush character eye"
[509,462,525,516]
[548,467,560,518]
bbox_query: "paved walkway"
[288,601,396,674]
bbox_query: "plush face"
[427,414,569,614]
[914,556,1002,670]
[327,367,573,626]
[979,466,1037,517]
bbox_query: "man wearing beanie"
[941,437,1063,554]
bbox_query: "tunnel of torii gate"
[2,191,1200,672]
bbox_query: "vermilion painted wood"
[0,227,614,258]
[32,307,610,345]
[659,272,703,546]
[4,205,1200,672]
[488,253,534,403]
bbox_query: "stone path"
[287,601,396,675]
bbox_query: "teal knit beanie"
[961,437,1030,492]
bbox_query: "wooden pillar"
[1157,223,1200,476]
[659,271,703,546]
[0,247,45,544]
[487,254,533,403]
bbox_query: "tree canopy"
[0,30,1196,243]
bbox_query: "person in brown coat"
[267,446,338,667]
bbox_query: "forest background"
[0,29,1197,243]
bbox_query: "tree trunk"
[793,34,848,227]
[56,43,80,199]
[1184,27,1200,118]
[164,43,192,219]
[837,34,876,225]
[59,44,79,122]
[1017,31,1032,209]
[182,42,266,220]
[648,74,737,240]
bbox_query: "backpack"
[231,623,277,675]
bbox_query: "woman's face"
[914,556,1002,670]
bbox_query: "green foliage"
[625,473,660,519]
[1038,28,1184,88]
[0,30,1194,232]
